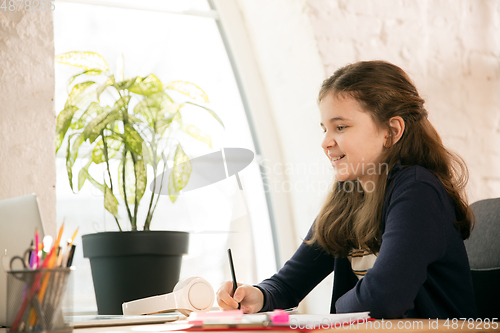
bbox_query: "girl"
[217,61,477,319]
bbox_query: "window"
[54,0,276,313]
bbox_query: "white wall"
[306,0,500,203]
[0,10,56,235]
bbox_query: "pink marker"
[270,309,289,324]
[35,228,40,269]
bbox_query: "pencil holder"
[6,268,73,333]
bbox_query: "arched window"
[54,0,277,313]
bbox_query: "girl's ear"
[385,116,405,146]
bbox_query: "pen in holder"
[6,268,73,333]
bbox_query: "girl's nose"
[321,134,336,150]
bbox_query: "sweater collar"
[387,163,403,182]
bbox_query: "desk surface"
[4,319,498,333]
[1,319,499,333]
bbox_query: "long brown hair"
[308,61,473,258]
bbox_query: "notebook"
[0,194,46,327]
[66,313,180,328]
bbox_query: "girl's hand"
[216,281,264,314]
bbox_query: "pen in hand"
[227,248,240,310]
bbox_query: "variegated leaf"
[56,51,109,71]
[180,124,212,148]
[166,81,209,103]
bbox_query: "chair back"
[464,197,500,318]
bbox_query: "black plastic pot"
[82,231,189,315]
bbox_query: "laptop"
[0,194,46,327]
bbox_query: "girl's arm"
[256,226,335,312]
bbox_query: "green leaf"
[166,80,209,103]
[133,91,175,126]
[168,144,191,202]
[69,117,85,130]
[186,101,225,129]
[112,95,131,112]
[156,115,175,137]
[123,125,143,155]
[88,102,108,116]
[104,185,119,219]
[135,158,147,203]
[78,162,104,193]
[65,81,96,109]
[129,74,163,96]
[69,134,85,166]
[78,167,86,191]
[96,75,115,101]
[92,135,122,164]
[91,142,104,164]
[66,133,85,190]
[83,111,109,141]
[114,77,139,91]
[70,102,107,130]
[65,133,77,191]
[173,111,183,125]
[83,110,122,143]
[180,124,212,148]
[126,113,142,124]
[142,141,154,166]
[164,102,181,115]
[68,69,102,86]
[55,105,79,153]
[118,154,147,205]
[55,51,109,71]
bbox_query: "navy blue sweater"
[256,164,477,318]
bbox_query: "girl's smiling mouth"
[329,154,346,166]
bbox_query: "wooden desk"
[2,319,498,333]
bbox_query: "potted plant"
[55,51,224,314]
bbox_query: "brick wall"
[306,0,500,202]
[0,10,56,234]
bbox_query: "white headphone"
[122,277,215,316]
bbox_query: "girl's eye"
[337,125,346,131]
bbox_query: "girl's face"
[319,93,390,189]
